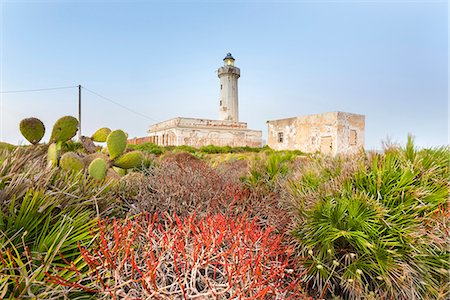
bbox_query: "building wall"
[148,118,262,148]
[335,112,365,155]
[218,66,240,122]
[128,136,151,145]
[267,112,365,155]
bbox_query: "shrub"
[119,152,292,231]
[0,142,16,152]
[47,212,306,299]
[212,154,250,181]
[0,191,96,298]
[199,144,231,154]
[228,146,264,153]
[62,140,84,152]
[172,144,198,153]
[198,145,265,154]
[128,142,163,155]
[0,147,122,298]
[245,151,298,190]
[290,137,450,299]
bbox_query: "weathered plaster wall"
[266,117,298,150]
[335,112,365,155]
[218,66,240,122]
[267,112,365,155]
[148,117,262,148]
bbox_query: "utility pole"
[78,84,81,140]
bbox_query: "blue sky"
[1,0,447,149]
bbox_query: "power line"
[81,86,158,122]
[0,84,158,123]
[0,85,78,93]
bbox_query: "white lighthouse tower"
[218,53,240,122]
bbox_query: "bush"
[48,212,306,299]
[290,137,450,299]
[128,142,163,155]
[199,144,231,154]
[0,190,96,298]
[0,147,121,298]
[0,142,16,152]
[62,140,84,152]
[119,152,292,231]
[172,144,197,153]
[199,144,264,154]
[244,151,298,190]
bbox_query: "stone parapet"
[148,117,248,132]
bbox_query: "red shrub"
[47,213,308,299]
[120,155,292,231]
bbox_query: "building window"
[221,84,223,90]
[220,100,222,106]
[278,132,284,143]
[349,130,357,146]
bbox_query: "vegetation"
[1,119,448,299]
[128,142,164,154]
[0,147,118,298]
[129,142,270,155]
[19,116,144,180]
[289,137,449,299]
[48,213,304,299]
[0,142,16,152]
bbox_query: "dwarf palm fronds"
[0,147,117,298]
[0,190,97,298]
[291,137,449,299]
[245,151,298,190]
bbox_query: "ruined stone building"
[146,53,262,147]
[267,111,365,155]
[128,54,366,155]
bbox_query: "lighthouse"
[146,53,262,148]
[218,53,240,122]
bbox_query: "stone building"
[267,111,365,155]
[147,53,262,147]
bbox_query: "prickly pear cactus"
[91,127,111,143]
[19,117,45,145]
[106,130,127,159]
[50,116,78,143]
[113,151,143,169]
[17,115,145,180]
[60,152,84,171]
[88,157,107,180]
[112,166,127,176]
[47,143,58,167]
[83,152,109,167]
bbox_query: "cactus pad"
[106,130,127,159]
[113,151,143,169]
[50,116,78,143]
[19,117,45,145]
[88,158,107,180]
[91,127,111,142]
[60,152,84,171]
[112,166,127,176]
[47,143,58,167]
